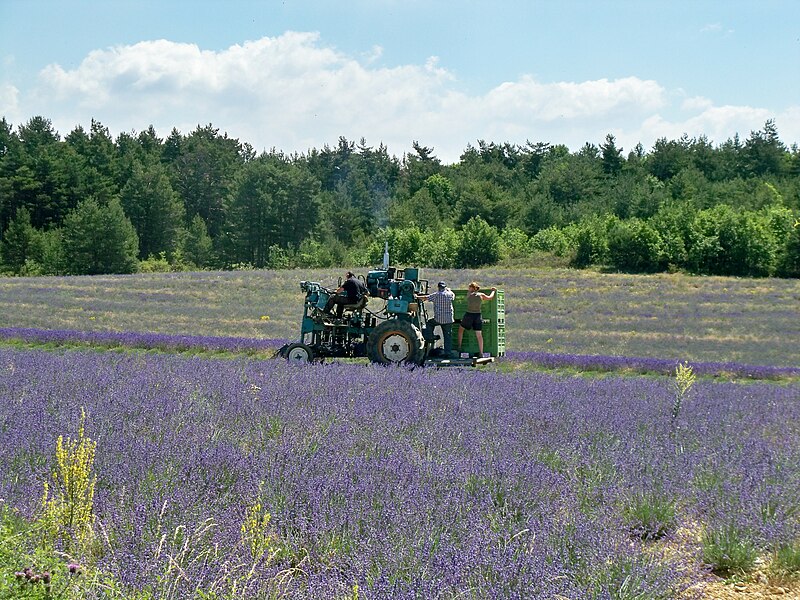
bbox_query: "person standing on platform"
[457,281,496,357]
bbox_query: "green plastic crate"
[450,289,505,357]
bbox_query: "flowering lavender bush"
[0,326,288,355]
[1,327,797,382]
[2,348,798,597]
[501,350,800,380]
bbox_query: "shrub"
[623,492,677,541]
[571,215,615,268]
[499,227,531,260]
[777,215,800,278]
[607,217,664,273]
[418,227,458,268]
[702,524,758,576]
[139,252,173,273]
[687,204,781,277]
[772,542,800,576]
[649,202,693,270]
[296,238,343,268]
[455,216,501,268]
[530,225,573,256]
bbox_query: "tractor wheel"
[284,342,314,363]
[367,319,425,365]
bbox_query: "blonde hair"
[469,281,480,291]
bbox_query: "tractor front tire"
[284,342,314,363]
[367,319,425,365]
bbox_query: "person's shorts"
[460,312,483,331]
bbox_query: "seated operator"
[324,271,369,318]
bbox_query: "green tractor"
[278,264,501,366]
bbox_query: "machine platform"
[424,356,495,368]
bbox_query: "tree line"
[1,115,798,278]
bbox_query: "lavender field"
[0,267,797,367]
[2,348,798,598]
[1,268,799,598]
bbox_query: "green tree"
[517,141,552,181]
[606,170,664,220]
[685,204,779,277]
[398,141,442,200]
[183,214,214,268]
[737,210,780,277]
[600,133,623,176]
[647,136,691,181]
[390,173,456,231]
[386,226,425,264]
[0,207,43,273]
[534,151,604,222]
[37,228,65,275]
[84,120,119,201]
[0,118,22,232]
[685,207,723,274]
[62,198,139,274]
[454,180,513,230]
[499,227,531,260]
[13,117,85,229]
[418,226,459,268]
[168,125,248,238]
[530,225,574,257]
[743,119,786,177]
[120,162,185,259]
[520,187,566,234]
[223,156,320,267]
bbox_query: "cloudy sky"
[2,0,799,163]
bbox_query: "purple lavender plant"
[1,347,797,598]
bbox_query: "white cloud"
[701,23,734,35]
[681,96,713,111]
[0,82,19,117]
[362,45,384,64]
[11,32,798,162]
[618,104,791,154]
[701,23,723,33]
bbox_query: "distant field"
[0,267,797,366]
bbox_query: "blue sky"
[2,0,798,163]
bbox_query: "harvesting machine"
[277,251,504,367]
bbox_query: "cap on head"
[437,281,446,289]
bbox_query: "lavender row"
[1,326,797,381]
[2,348,799,597]
[502,350,800,380]
[0,326,287,354]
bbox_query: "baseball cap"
[437,281,446,288]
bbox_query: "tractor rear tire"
[284,342,314,363]
[367,319,425,365]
